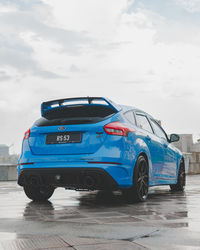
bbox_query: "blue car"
[18,97,185,202]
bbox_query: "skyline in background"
[1,0,200,153]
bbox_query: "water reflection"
[22,187,189,228]
[23,201,54,220]
[78,190,128,207]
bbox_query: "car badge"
[58,126,66,131]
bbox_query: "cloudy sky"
[1,0,200,154]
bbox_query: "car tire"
[23,186,55,201]
[123,155,149,202]
[170,160,185,192]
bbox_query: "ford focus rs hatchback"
[18,97,185,202]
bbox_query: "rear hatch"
[28,97,120,155]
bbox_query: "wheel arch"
[138,152,149,169]
[180,156,185,166]
[176,156,185,181]
[132,152,150,185]
[178,156,185,170]
[171,155,186,190]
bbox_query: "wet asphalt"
[0,175,200,249]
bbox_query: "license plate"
[46,132,82,144]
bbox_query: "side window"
[136,114,153,133]
[124,111,136,125]
[150,119,167,141]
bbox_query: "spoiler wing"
[41,97,121,117]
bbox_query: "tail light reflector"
[24,128,30,139]
[88,161,121,165]
[18,162,34,166]
[104,121,134,137]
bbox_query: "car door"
[135,113,165,182]
[149,118,177,180]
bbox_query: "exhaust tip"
[29,176,40,186]
[84,175,95,189]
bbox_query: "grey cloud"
[69,64,80,73]
[0,71,11,81]
[122,80,146,85]
[0,35,62,79]
[169,91,194,98]
[154,22,200,45]
[122,3,200,46]
[0,0,93,79]
[175,0,200,13]
[37,71,65,79]
[146,69,155,75]
[102,41,133,50]
[0,11,92,55]
[0,0,47,11]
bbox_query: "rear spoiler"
[41,97,121,117]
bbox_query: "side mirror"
[170,134,180,143]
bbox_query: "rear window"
[36,105,116,127]
[124,111,136,125]
[136,114,153,133]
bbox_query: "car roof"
[120,105,155,120]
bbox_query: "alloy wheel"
[137,159,149,200]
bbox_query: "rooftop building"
[0,144,9,158]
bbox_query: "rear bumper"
[17,160,134,188]
[18,168,118,190]
[18,135,136,188]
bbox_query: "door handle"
[146,135,151,142]
[163,143,168,148]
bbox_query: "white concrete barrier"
[186,152,200,174]
[0,165,17,181]
[183,153,191,174]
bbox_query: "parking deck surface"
[0,175,200,249]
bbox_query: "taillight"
[104,121,134,137]
[24,128,30,139]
